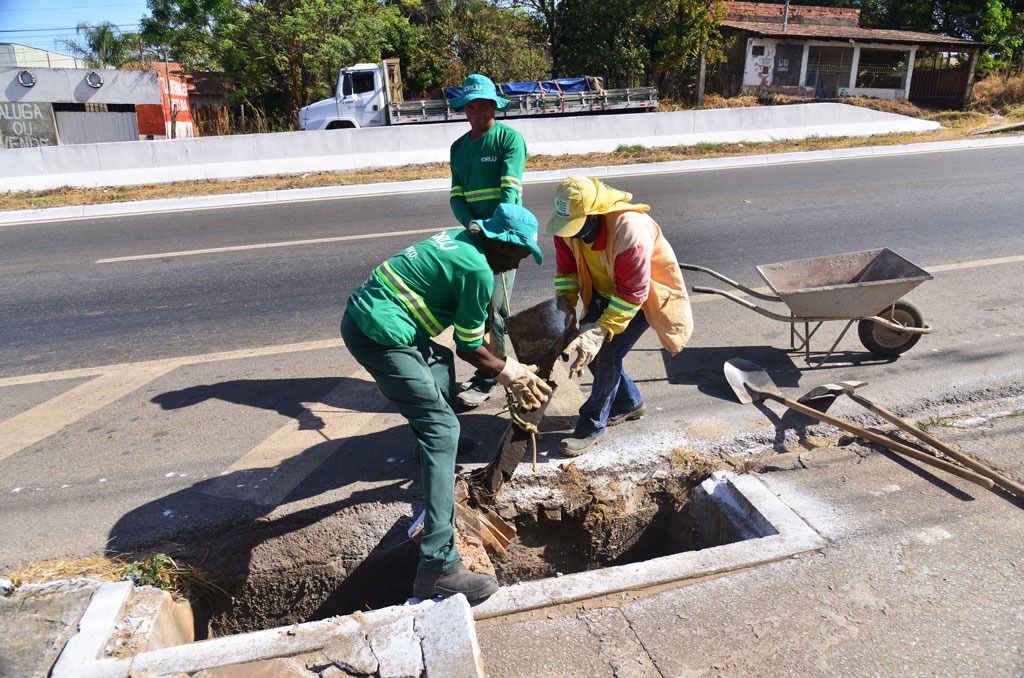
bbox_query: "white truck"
[298,58,658,130]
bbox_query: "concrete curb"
[52,590,483,678]
[2,135,1022,227]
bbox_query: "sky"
[0,0,152,54]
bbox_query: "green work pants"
[341,310,461,574]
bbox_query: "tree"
[143,0,411,129]
[649,0,727,102]
[398,0,549,98]
[58,21,140,68]
[507,0,571,73]
[554,0,658,85]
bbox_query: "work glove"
[562,323,610,378]
[467,220,483,233]
[496,357,553,410]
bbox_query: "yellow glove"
[496,357,553,410]
[562,323,610,378]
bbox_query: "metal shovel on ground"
[798,380,1024,501]
[723,358,995,489]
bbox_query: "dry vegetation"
[1,75,1021,215]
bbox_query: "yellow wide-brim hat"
[545,176,650,237]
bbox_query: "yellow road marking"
[198,368,396,507]
[0,365,176,462]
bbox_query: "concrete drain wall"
[204,469,825,635]
[56,472,826,676]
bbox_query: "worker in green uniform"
[447,74,528,408]
[341,203,551,602]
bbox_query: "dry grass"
[2,89,1021,214]
[6,550,224,602]
[6,555,129,587]
[971,72,1024,113]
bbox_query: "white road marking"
[2,253,1021,484]
[95,227,444,263]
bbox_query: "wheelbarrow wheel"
[858,300,925,356]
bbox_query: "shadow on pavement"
[109,377,507,634]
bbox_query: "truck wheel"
[326,121,355,129]
[858,300,925,356]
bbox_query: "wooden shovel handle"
[847,392,1024,501]
[755,389,995,489]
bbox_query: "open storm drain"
[191,462,821,637]
[58,469,825,677]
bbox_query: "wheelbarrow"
[680,248,933,365]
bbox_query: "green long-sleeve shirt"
[346,229,494,352]
[449,122,526,226]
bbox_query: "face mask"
[572,214,601,239]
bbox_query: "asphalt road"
[1,143,1023,570]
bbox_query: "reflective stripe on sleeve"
[501,175,522,192]
[607,294,641,318]
[554,274,580,294]
[454,323,486,345]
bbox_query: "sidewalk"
[474,398,1024,676]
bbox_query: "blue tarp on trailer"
[444,77,599,99]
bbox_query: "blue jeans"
[574,296,649,437]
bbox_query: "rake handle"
[847,392,1024,501]
[754,388,995,489]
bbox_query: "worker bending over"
[341,203,550,602]
[548,176,693,456]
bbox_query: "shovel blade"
[724,358,782,404]
[797,381,869,413]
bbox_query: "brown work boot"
[413,562,499,602]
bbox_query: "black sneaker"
[607,401,646,427]
[413,562,499,602]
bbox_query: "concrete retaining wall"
[0,102,939,192]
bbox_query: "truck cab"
[298,63,387,130]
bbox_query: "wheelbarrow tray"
[756,248,932,319]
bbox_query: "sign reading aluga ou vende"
[0,101,59,149]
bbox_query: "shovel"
[799,381,1024,502]
[723,359,994,489]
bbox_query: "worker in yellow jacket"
[547,176,693,455]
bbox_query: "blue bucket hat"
[479,203,543,265]
[448,74,511,112]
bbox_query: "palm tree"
[58,21,139,69]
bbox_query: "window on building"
[805,46,854,98]
[856,49,910,89]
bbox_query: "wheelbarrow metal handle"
[692,286,796,323]
[680,263,781,302]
